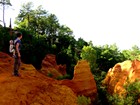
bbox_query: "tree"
[122,45,140,60]
[46,14,59,36]
[54,25,76,78]
[33,5,48,34]
[75,38,88,59]
[0,0,12,27]
[80,45,97,72]
[15,2,34,30]
[14,2,78,78]
[94,44,125,71]
[15,2,60,36]
[0,25,10,52]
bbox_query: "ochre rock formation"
[41,54,66,78]
[103,60,140,95]
[0,52,14,73]
[0,52,77,105]
[60,60,97,101]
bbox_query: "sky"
[0,0,140,50]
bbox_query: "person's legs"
[17,57,21,72]
[13,57,21,76]
[14,57,18,75]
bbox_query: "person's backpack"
[14,38,20,52]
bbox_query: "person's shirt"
[14,38,21,52]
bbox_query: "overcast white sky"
[0,0,140,50]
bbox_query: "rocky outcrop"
[0,52,14,73]
[0,52,77,105]
[103,60,140,95]
[0,52,98,104]
[60,60,97,101]
[41,54,66,78]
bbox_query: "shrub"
[107,80,140,105]
[77,95,91,105]
[56,74,71,80]
[47,72,53,77]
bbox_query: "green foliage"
[107,80,140,105]
[80,45,97,72]
[0,26,11,52]
[93,70,108,105]
[77,95,91,105]
[75,38,88,58]
[56,74,71,80]
[107,94,125,105]
[76,38,88,50]
[94,44,126,72]
[56,50,76,79]
[124,80,140,105]
[47,72,53,77]
[15,2,59,35]
[108,93,137,105]
[94,70,106,85]
[122,45,140,60]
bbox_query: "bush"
[107,80,140,105]
[0,27,11,52]
[77,95,91,105]
[47,72,53,77]
[56,74,71,80]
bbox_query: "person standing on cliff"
[13,32,22,76]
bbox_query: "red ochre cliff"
[40,54,97,101]
[0,52,97,105]
[103,60,140,103]
[41,54,66,78]
[0,52,77,105]
[60,60,97,101]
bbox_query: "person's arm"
[16,43,21,58]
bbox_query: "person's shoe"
[16,74,21,77]
[13,73,21,77]
[13,55,16,58]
